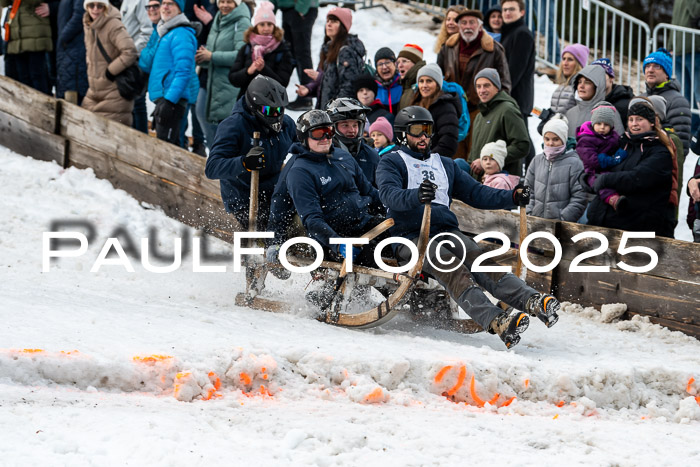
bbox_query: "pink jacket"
[483,173,520,190]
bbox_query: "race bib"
[398,151,450,207]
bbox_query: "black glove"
[417,179,437,204]
[105,68,116,81]
[512,183,531,207]
[593,173,608,193]
[154,98,186,128]
[243,145,265,171]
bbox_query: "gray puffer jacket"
[644,79,692,155]
[565,65,624,138]
[524,149,587,222]
[550,81,576,114]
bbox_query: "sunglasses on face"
[260,105,282,117]
[309,126,335,140]
[406,123,433,138]
[86,3,105,9]
[145,4,161,10]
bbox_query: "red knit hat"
[328,7,352,33]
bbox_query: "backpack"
[441,80,470,142]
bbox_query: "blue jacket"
[139,14,199,104]
[285,144,382,250]
[354,142,380,187]
[376,73,403,114]
[376,146,516,239]
[56,0,88,98]
[205,97,296,216]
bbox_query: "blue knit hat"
[643,48,673,79]
[591,58,614,78]
[174,0,185,12]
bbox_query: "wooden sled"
[235,204,485,334]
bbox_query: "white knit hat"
[480,140,507,170]
[84,0,109,9]
[542,115,569,144]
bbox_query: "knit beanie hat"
[416,63,443,88]
[397,44,424,64]
[253,1,275,26]
[645,95,668,122]
[84,0,110,9]
[374,47,396,66]
[173,0,185,12]
[480,140,507,170]
[562,44,589,67]
[590,101,617,127]
[369,117,393,142]
[628,99,657,124]
[542,114,569,144]
[474,67,501,90]
[643,48,673,79]
[591,58,614,78]
[352,73,378,96]
[328,7,352,33]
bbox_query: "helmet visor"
[309,126,335,141]
[406,123,434,138]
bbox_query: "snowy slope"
[1,3,700,465]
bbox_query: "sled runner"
[235,204,485,334]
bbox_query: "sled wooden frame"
[236,206,432,329]
[1,76,698,339]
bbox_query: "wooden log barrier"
[0,76,698,338]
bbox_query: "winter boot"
[526,293,560,328]
[488,309,529,349]
[191,140,207,157]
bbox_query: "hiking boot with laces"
[526,293,560,328]
[489,309,529,349]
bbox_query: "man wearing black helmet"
[376,106,560,349]
[205,75,297,230]
[326,97,380,187]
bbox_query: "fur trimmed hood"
[445,30,494,52]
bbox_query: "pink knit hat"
[328,7,352,33]
[562,44,589,67]
[369,117,393,142]
[253,1,276,27]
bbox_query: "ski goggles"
[309,126,335,141]
[406,123,433,138]
[260,105,283,117]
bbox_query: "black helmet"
[296,110,334,148]
[394,106,434,144]
[325,98,368,155]
[245,76,289,133]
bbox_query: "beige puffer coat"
[82,6,138,125]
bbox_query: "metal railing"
[406,0,652,94]
[654,23,700,117]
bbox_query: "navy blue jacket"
[205,97,296,217]
[355,142,380,187]
[56,0,88,99]
[286,144,381,250]
[267,145,302,246]
[376,146,516,239]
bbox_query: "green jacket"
[1,0,53,54]
[203,4,250,123]
[271,0,318,16]
[470,91,530,177]
[672,0,700,54]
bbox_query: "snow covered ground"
[1,2,700,465]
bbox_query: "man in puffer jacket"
[139,0,200,146]
[642,48,692,156]
[1,0,54,94]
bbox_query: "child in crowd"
[479,140,520,190]
[525,116,587,221]
[575,101,627,209]
[368,117,396,156]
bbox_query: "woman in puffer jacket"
[407,63,461,158]
[550,44,588,114]
[82,0,138,125]
[295,7,366,110]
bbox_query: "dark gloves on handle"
[243,146,265,171]
[418,179,437,204]
[512,183,531,207]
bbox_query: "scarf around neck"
[249,33,281,62]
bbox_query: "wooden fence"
[1,76,698,338]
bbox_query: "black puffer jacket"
[644,79,692,155]
[409,90,461,158]
[314,34,366,110]
[606,83,634,124]
[587,131,675,237]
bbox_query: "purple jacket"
[575,121,620,176]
